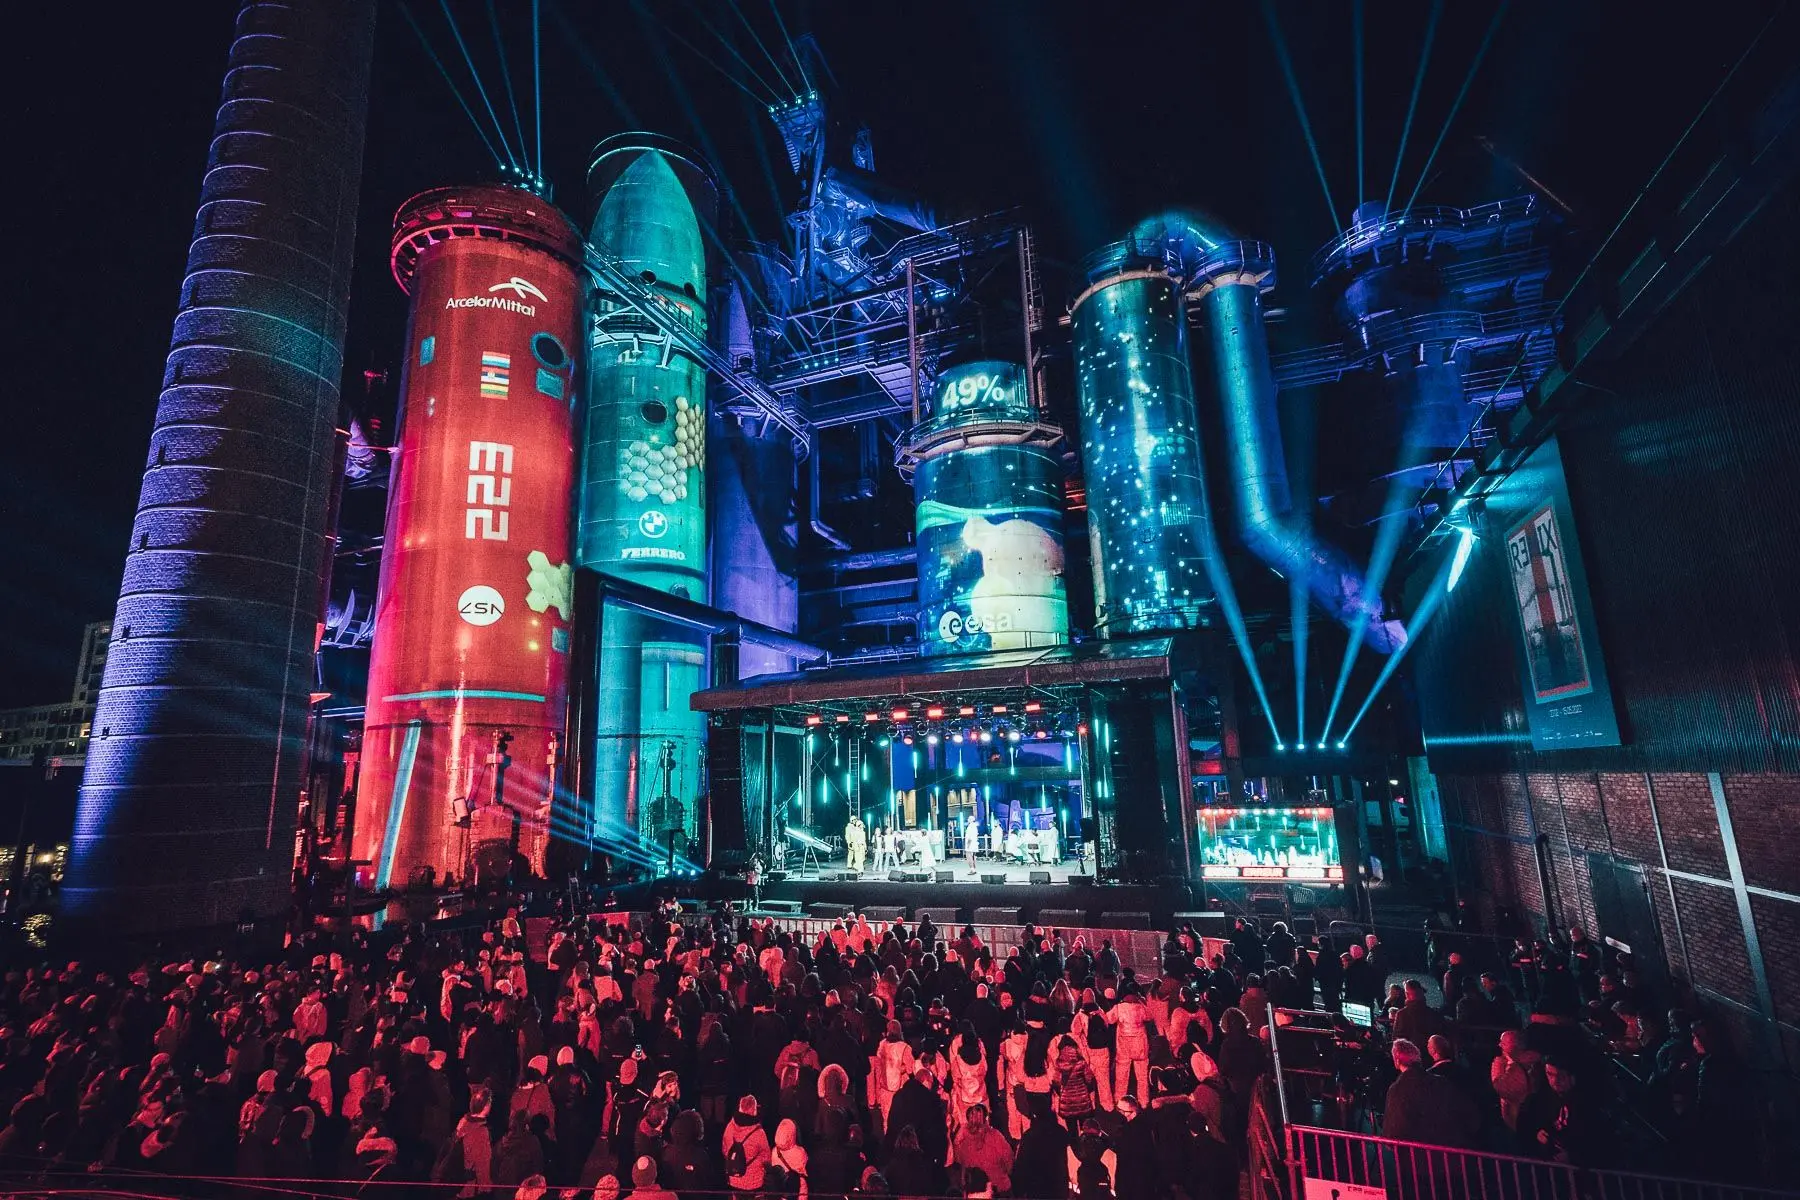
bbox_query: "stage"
[759,850,1206,929]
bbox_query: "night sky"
[3,0,1782,706]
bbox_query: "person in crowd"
[1382,1038,1479,1149]
[0,891,1727,1198]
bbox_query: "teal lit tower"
[579,136,715,860]
[1070,250,1216,635]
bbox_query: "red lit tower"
[353,186,584,888]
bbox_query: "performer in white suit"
[845,814,866,873]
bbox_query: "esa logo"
[458,584,506,627]
[638,510,669,538]
[937,608,1013,641]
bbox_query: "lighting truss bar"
[582,241,812,454]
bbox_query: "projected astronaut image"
[913,362,1070,656]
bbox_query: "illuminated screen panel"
[1071,273,1214,635]
[915,362,1069,657]
[1198,806,1342,881]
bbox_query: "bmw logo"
[638,510,669,538]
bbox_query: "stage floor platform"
[762,854,1205,929]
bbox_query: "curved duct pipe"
[1128,211,1405,652]
[808,447,851,550]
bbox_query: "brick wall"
[1438,768,1800,1068]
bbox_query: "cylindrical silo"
[902,361,1069,656]
[68,0,376,937]
[577,136,715,859]
[352,186,585,888]
[1071,258,1215,636]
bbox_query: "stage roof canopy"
[690,638,1175,712]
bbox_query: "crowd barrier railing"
[1284,1123,1795,1200]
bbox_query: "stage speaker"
[934,871,955,883]
[841,871,860,882]
[1068,875,1094,887]
[1030,871,1052,886]
[980,873,1006,885]
[907,872,931,883]
[889,870,907,883]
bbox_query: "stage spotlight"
[925,706,944,720]
[864,712,880,723]
[835,714,850,724]
[1338,741,1348,749]
[1077,723,1089,736]
[951,732,964,744]
[1034,730,1048,740]
[891,707,909,721]
[877,736,890,748]
[1007,730,1021,743]
[804,715,822,726]
[992,705,1009,714]
[926,734,940,746]
[979,730,993,744]
[958,706,976,716]
[1024,701,1042,713]
[1317,742,1327,751]
[1276,743,1288,751]
[903,735,914,746]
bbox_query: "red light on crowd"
[805,715,823,727]
[925,706,944,720]
[891,708,909,721]
[1024,701,1042,713]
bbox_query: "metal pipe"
[808,447,851,550]
[1118,211,1404,652]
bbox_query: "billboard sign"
[1493,436,1621,750]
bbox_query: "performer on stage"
[872,825,896,873]
[916,830,936,872]
[845,813,867,873]
[963,813,979,874]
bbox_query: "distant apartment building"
[0,620,110,773]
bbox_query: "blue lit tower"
[578,136,715,856]
[1070,243,1218,636]
[899,361,1068,656]
[67,1,376,936]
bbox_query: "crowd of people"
[0,898,1768,1198]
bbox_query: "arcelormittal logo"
[445,277,545,316]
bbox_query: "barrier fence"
[1281,1124,1797,1200]
[697,910,1201,981]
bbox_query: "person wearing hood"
[883,1124,944,1198]
[512,1054,557,1141]
[814,1062,854,1139]
[870,1019,914,1130]
[952,1103,1013,1195]
[721,1094,770,1193]
[657,1107,718,1195]
[770,1118,810,1197]
[886,1066,948,1170]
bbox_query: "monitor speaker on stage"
[934,871,954,884]
[1030,871,1052,886]
[1068,874,1094,887]
[981,873,1006,885]
[889,870,907,883]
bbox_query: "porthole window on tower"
[531,332,568,370]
